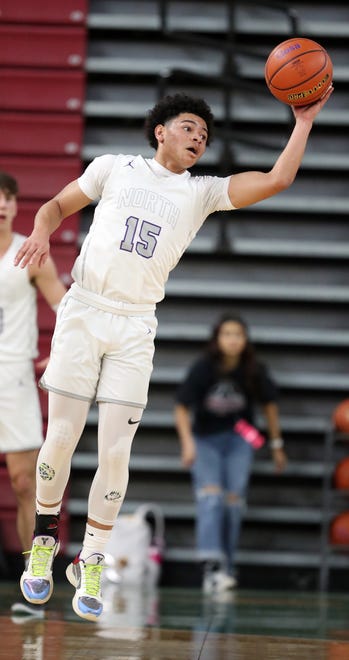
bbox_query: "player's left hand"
[292,84,333,121]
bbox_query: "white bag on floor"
[103,503,165,586]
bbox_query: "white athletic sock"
[80,523,111,560]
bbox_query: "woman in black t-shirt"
[174,313,287,594]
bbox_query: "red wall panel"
[0,69,85,112]
[0,156,82,200]
[0,112,83,156]
[13,201,80,244]
[0,0,87,25]
[0,26,86,68]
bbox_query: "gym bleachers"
[0,0,88,558]
[0,113,83,157]
[0,69,86,113]
[0,25,86,68]
[2,157,82,201]
[0,0,87,24]
[14,201,80,244]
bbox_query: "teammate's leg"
[6,448,39,553]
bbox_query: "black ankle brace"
[35,513,60,540]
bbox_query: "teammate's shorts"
[0,360,44,453]
[40,284,158,408]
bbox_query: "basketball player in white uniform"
[0,171,66,613]
[14,90,332,621]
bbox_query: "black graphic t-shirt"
[176,356,278,435]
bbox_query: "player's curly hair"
[0,171,18,196]
[144,93,214,149]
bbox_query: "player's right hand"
[14,232,50,269]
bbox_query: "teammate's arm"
[29,257,66,310]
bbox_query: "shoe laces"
[27,544,55,578]
[81,562,103,597]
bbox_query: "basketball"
[333,399,349,434]
[330,512,349,545]
[265,37,333,106]
[334,457,349,490]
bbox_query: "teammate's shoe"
[66,553,104,622]
[20,535,60,605]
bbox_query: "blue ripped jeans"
[191,430,254,575]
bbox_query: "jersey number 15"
[120,216,161,259]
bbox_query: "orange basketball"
[330,512,349,545]
[334,457,349,490]
[333,399,349,434]
[265,37,333,106]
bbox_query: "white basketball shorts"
[40,284,158,408]
[0,360,44,452]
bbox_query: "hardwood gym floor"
[1,580,349,659]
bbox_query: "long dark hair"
[206,313,259,396]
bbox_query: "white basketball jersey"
[75,154,234,304]
[0,233,38,361]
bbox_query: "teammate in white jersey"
[14,91,332,621]
[0,171,66,614]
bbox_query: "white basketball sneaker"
[66,553,104,622]
[20,535,60,605]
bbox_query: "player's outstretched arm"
[227,85,333,210]
[14,181,92,269]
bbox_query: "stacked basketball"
[330,401,349,545]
